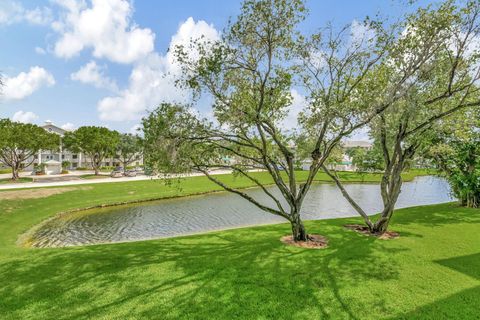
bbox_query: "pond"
[28,176,453,247]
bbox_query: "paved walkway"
[0,170,232,190]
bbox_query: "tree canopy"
[0,119,60,180]
[63,126,120,175]
[144,0,480,240]
[429,108,480,208]
[323,0,480,233]
[115,133,143,172]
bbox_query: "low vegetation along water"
[28,176,453,247]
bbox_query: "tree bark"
[372,170,403,234]
[11,165,19,180]
[371,208,393,234]
[290,212,308,242]
[465,193,479,208]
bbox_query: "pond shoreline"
[21,175,452,248]
[17,173,434,248]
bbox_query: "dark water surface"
[29,176,453,247]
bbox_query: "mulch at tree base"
[280,234,328,249]
[344,224,400,240]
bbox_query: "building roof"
[41,121,67,136]
[342,140,373,148]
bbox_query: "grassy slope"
[1,170,478,319]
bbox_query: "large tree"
[63,126,120,175]
[114,133,143,173]
[0,119,60,180]
[323,0,480,234]
[142,0,416,242]
[429,108,480,208]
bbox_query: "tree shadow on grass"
[0,221,407,319]
[391,203,480,229]
[391,253,480,320]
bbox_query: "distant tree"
[61,160,71,170]
[323,0,480,234]
[63,126,120,175]
[346,145,384,172]
[115,133,143,172]
[429,109,480,208]
[0,119,60,180]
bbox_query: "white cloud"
[61,122,76,131]
[282,89,306,130]
[35,47,46,55]
[350,20,376,46]
[12,111,38,123]
[97,17,220,121]
[2,66,55,101]
[0,1,52,26]
[129,124,142,135]
[0,0,22,25]
[71,61,118,91]
[52,0,155,64]
[24,6,52,25]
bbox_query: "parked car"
[110,170,123,178]
[124,170,137,177]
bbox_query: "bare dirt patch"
[344,224,400,240]
[280,234,328,249]
[0,186,93,200]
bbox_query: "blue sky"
[0,0,435,133]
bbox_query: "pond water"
[29,176,453,247]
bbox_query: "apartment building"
[26,121,141,172]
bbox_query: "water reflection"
[29,176,453,247]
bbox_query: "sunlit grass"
[1,170,476,319]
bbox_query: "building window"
[62,155,65,159]
[72,154,78,159]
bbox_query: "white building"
[341,140,373,150]
[26,121,142,172]
[336,140,373,171]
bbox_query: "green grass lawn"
[0,177,33,184]
[79,174,110,180]
[1,171,478,319]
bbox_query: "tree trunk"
[290,213,308,242]
[465,193,479,208]
[11,165,19,181]
[371,208,393,234]
[94,166,99,175]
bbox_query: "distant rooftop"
[41,121,67,136]
[342,140,373,148]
